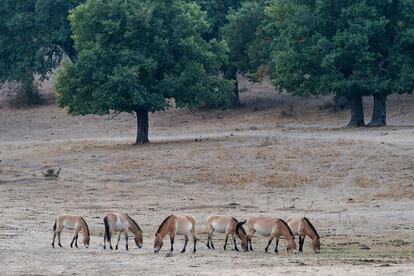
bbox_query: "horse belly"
[254,225,271,237]
[63,221,75,230]
[176,222,192,235]
[114,218,125,231]
[212,221,226,233]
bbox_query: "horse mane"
[279,219,294,239]
[157,215,172,234]
[304,217,320,239]
[80,217,90,236]
[126,214,141,232]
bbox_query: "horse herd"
[52,213,320,255]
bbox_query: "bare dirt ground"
[1,80,413,275]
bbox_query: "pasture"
[1,82,414,275]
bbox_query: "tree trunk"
[368,94,387,127]
[347,93,365,127]
[224,65,240,108]
[19,75,41,106]
[331,94,349,112]
[135,109,149,145]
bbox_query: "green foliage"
[55,0,233,117]
[222,0,271,76]
[42,167,61,178]
[0,0,82,104]
[193,0,243,40]
[268,0,414,98]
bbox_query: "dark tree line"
[1,0,413,143]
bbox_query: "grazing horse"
[52,215,90,248]
[206,215,248,251]
[154,214,197,253]
[103,213,143,250]
[237,217,297,253]
[287,217,320,253]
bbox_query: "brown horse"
[52,215,90,248]
[103,213,143,250]
[287,217,320,253]
[206,215,248,251]
[237,217,297,253]
[154,214,197,253]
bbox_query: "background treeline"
[1,0,413,143]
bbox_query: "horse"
[153,214,197,253]
[206,215,248,251]
[237,217,297,253]
[52,214,90,248]
[103,213,143,250]
[287,217,320,253]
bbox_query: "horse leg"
[193,233,197,253]
[275,237,279,253]
[57,226,64,247]
[248,229,255,251]
[232,233,239,251]
[103,228,107,250]
[73,225,81,248]
[115,232,122,250]
[206,225,212,249]
[124,232,129,251]
[207,234,211,249]
[75,235,79,248]
[224,233,230,251]
[108,232,113,250]
[181,235,189,253]
[265,236,275,253]
[70,229,78,248]
[52,231,57,248]
[169,232,175,252]
[299,235,305,252]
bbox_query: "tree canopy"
[222,0,270,79]
[267,0,414,126]
[55,0,233,144]
[0,0,82,104]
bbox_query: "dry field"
[0,81,414,275]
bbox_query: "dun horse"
[237,217,297,253]
[51,215,90,248]
[103,213,143,250]
[287,217,320,253]
[154,214,197,253]
[206,215,248,251]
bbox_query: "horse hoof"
[115,246,118,250]
[58,244,63,248]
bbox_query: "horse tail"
[53,219,57,232]
[236,220,247,239]
[103,216,111,241]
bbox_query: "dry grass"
[377,183,414,200]
[353,175,378,188]
[263,172,309,188]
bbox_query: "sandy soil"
[0,81,413,275]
